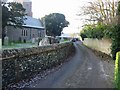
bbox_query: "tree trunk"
[2,28,5,45]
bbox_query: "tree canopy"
[0,1,2,39]
[2,2,26,29]
[2,2,26,45]
[42,13,69,37]
[80,24,107,39]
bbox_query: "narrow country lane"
[21,42,114,88]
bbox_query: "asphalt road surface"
[23,41,114,88]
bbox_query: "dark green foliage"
[80,22,117,40]
[2,4,9,29]
[111,25,120,60]
[111,2,120,60]
[2,2,26,45]
[2,2,26,28]
[103,24,114,39]
[80,33,87,41]
[0,1,1,39]
[2,4,9,41]
[117,1,120,15]
[80,24,107,39]
[42,13,69,37]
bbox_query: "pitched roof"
[8,16,44,29]
[23,16,44,29]
[14,0,31,3]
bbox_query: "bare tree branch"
[77,0,118,24]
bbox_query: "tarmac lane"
[17,42,114,88]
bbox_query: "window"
[26,30,27,36]
[22,29,28,36]
[22,30,23,36]
[38,31,41,37]
[24,30,26,36]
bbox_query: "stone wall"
[2,42,75,88]
[83,38,112,55]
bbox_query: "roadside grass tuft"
[115,52,120,90]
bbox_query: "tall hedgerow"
[111,1,120,60]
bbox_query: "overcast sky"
[7,0,93,34]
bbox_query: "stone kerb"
[2,42,75,88]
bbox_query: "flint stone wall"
[2,42,75,88]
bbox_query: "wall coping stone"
[2,42,72,60]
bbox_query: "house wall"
[6,26,22,41]
[6,26,45,42]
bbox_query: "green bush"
[80,24,108,40]
[112,2,120,60]
[111,25,120,60]
[115,52,120,90]
[80,23,116,39]
[103,24,115,39]
[80,33,87,40]
[81,24,120,60]
[117,1,120,15]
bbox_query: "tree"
[2,2,26,45]
[0,1,2,39]
[118,1,120,24]
[42,13,69,37]
[80,33,87,41]
[80,24,107,39]
[78,0,117,24]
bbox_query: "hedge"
[115,52,120,90]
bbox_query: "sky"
[31,0,90,34]
[7,0,92,34]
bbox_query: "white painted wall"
[83,38,112,56]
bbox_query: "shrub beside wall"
[2,42,75,88]
[115,52,120,90]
